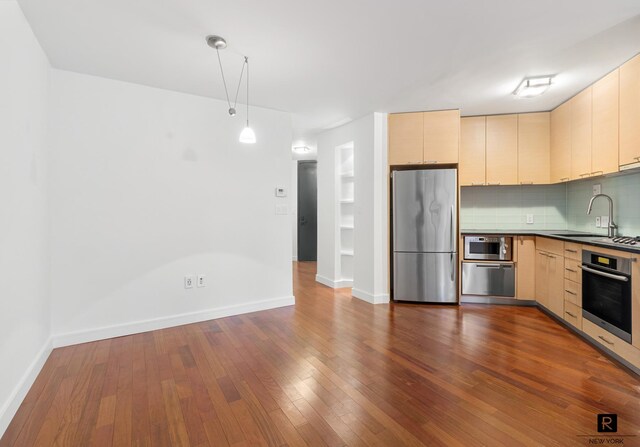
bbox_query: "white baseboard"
[52,295,295,348]
[292,256,298,261]
[352,288,390,304]
[0,337,53,438]
[315,274,353,289]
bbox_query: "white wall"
[0,1,52,435]
[316,113,388,303]
[48,70,294,345]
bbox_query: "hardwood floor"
[3,261,640,446]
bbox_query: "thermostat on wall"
[275,186,287,197]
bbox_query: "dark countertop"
[460,229,640,255]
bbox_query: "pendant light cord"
[216,48,247,111]
[245,56,249,126]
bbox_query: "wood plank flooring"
[3,261,640,446]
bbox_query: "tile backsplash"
[460,184,567,230]
[567,171,640,236]
[460,170,640,235]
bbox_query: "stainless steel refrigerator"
[392,169,457,303]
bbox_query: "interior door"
[297,161,317,261]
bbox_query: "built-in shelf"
[339,199,354,204]
[340,225,354,230]
[337,142,355,284]
[341,172,355,178]
[340,250,354,256]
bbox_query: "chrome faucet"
[587,193,617,238]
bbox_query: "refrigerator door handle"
[450,205,454,251]
[450,253,455,282]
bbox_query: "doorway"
[297,161,317,261]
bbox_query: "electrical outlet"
[197,274,206,288]
[593,184,601,196]
[526,214,534,224]
[184,275,194,289]
[601,216,609,228]
[595,217,601,228]
[275,204,288,215]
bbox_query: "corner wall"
[47,70,295,346]
[0,1,52,435]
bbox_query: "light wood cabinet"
[423,110,459,164]
[486,115,518,185]
[564,258,581,284]
[459,117,486,186]
[592,70,619,175]
[563,300,582,330]
[535,250,549,308]
[570,88,593,180]
[563,242,582,261]
[388,113,423,165]
[536,237,563,256]
[517,113,550,184]
[633,252,640,350]
[515,236,536,300]
[564,279,581,307]
[547,252,564,317]
[550,102,571,183]
[620,54,640,167]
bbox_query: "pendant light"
[238,57,256,144]
[206,35,256,144]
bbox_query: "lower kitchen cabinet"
[563,300,582,330]
[515,236,536,300]
[535,248,564,317]
[535,250,549,308]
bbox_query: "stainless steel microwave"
[463,236,512,261]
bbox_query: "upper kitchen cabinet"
[570,88,593,180]
[388,112,423,165]
[423,110,460,164]
[459,116,486,186]
[620,54,640,167]
[486,114,518,185]
[592,70,619,176]
[550,101,571,183]
[518,112,550,184]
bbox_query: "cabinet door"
[516,236,536,300]
[388,113,423,165]
[486,114,518,185]
[459,116,486,186]
[592,70,619,176]
[423,110,459,164]
[547,253,565,317]
[633,252,640,350]
[620,54,640,166]
[570,88,593,180]
[518,112,550,184]
[535,251,549,308]
[550,102,571,183]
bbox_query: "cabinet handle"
[565,289,576,295]
[487,182,501,186]
[590,171,603,176]
[548,254,556,259]
[560,177,570,182]
[520,181,533,185]
[471,182,485,186]
[634,156,640,161]
[565,268,577,273]
[565,311,577,318]
[424,160,438,164]
[565,249,578,253]
[598,335,614,346]
[579,172,591,178]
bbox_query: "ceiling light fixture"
[513,75,554,98]
[206,35,256,144]
[293,146,311,153]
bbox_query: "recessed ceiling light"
[513,76,554,98]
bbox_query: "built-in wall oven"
[581,249,632,343]
[462,236,515,297]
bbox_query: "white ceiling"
[17,0,640,139]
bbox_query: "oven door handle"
[580,264,629,282]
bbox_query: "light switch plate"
[526,214,534,224]
[593,184,602,196]
[595,217,601,228]
[197,274,206,288]
[275,186,287,197]
[184,275,194,289]
[601,216,609,228]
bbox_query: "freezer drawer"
[462,262,515,297]
[393,252,457,303]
